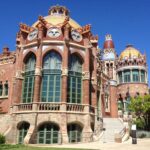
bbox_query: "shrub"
[0,133,5,144]
[134,118,145,130]
[139,133,146,138]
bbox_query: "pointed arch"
[67,54,83,103]
[41,51,62,102]
[22,53,36,103]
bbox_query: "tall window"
[67,124,82,143]
[38,123,59,144]
[141,70,145,82]
[18,122,30,144]
[67,55,82,103]
[0,82,2,96]
[132,69,139,82]
[4,81,8,96]
[118,71,123,83]
[124,70,130,82]
[41,51,62,102]
[22,54,36,103]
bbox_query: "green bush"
[0,133,5,144]
[139,133,146,138]
[134,118,145,130]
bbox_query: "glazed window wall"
[67,124,82,143]
[118,72,123,83]
[67,55,82,103]
[132,69,139,82]
[124,70,130,82]
[22,54,35,103]
[141,70,145,82]
[38,123,59,144]
[118,69,146,84]
[41,51,62,102]
[18,122,30,144]
[0,83,3,96]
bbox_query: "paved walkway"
[33,138,150,150]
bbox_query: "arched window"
[132,69,139,82]
[67,55,82,103]
[41,51,62,102]
[67,123,82,143]
[38,123,59,144]
[0,82,2,96]
[22,53,36,103]
[18,122,30,144]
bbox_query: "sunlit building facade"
[0,5,149,144]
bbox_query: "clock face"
[27,29,38,41]
[47,27,62,38]
[71,30,82,42]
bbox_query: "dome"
[103,34,115,49]
[32,5,81,29]
[120,45,141,60]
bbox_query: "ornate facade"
[101,34,149,117]
[0,5,149,144]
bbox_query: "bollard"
[131,124,137,144]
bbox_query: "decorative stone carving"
[35,67,42,76]
[91,77,97,85]
[62,68,68,76]
[0,69,5,77]
[15,70,24,79]
[82,71,90,80]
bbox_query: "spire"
[103,34,115,49]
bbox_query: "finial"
[105,34,112,41]
[48,5,70,16]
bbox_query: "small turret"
[103,34,115,49]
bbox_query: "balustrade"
[12,102,95,114]
[66,103,84,112]
[17,103,32,111]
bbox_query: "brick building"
[0,5,149,144]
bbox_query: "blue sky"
[0,0,150,84]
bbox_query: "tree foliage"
[129,95,150,131]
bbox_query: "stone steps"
[100,118,124,143]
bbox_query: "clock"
[47,27,62,38]
[71,30,82,42]
[27,29,38,41]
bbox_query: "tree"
[129,95,150,131]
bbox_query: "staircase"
[101,118,125,143]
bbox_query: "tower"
[102,34,118,117]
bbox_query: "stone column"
[12,32,25,112]
[109,82,118,118]
[60,24,70,144]
[145,71,147,83]
[33,27,43,110]
[83,46,90,112]
[130,69,133,82]
[91,46,97,108]
[122,70,124,83]
[139,69,141,82]
[61,24,70,107]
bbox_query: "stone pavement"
[33,138,150,150]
